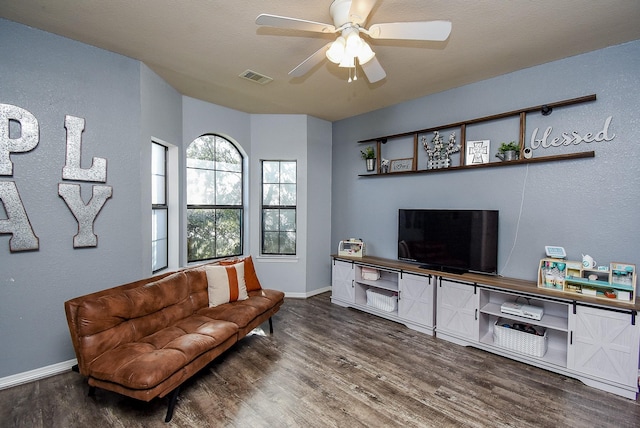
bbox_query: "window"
[152,142,168,272]
[187,134,243,262]
[261,160,296,255]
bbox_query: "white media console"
[331,254,640,400]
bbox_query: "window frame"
[186,134,244,263]
[151,141,168,273]
[260,159,297,256]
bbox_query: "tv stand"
[331,254,640,400]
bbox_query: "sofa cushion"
[198,302,261,329]
[249,288,285,305]
[205,263,248,307]
[220,256,262,292]
[88,315,238,390]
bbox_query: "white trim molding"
[0,359,77,390]
[284,286,331,299]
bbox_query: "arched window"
[186,134,243,262]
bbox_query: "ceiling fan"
[255,0,452,83]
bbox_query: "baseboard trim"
[0,358,77,390]
[285,286,331,299]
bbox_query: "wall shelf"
[358,94,597,177]
[358,151,595,177]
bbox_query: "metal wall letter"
[58,183,112,247]
[0,181,39,251]
[0,104,40,176]
[62,115,107,182]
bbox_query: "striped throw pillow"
[219,256,262,292]
[205,262,248,307]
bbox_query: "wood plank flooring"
[2,292,640,427]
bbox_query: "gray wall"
[247,114,332,296]
[140,63,184,272]
[306,116,333,294]
[331,40,640,281]
[0,19,143,377]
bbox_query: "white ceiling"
[2,0,639,122]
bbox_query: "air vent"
[239,69,273,85]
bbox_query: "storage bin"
[493,318,547,358]
[366,288,397,312]
[361,267,380,280]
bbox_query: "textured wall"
[0,19,143,377]
[331,40,640,281]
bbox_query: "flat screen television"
[398,209,499,275]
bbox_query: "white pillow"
[205,262,248,307]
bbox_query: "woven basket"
[493,318,547,358]
[366,288,397,312]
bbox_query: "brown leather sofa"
[64,263,285,422]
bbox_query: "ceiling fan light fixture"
[344,30,362,57]
[357,40,375,65]
[326,36,345,64]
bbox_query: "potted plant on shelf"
[360,146,376,171]
[496,141,520,161]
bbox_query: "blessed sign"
[529,116,615,149]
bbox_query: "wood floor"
[2,292,640,427]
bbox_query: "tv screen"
[398,209,498,275]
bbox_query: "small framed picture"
[466,140,490,165]
[389,158,413,173]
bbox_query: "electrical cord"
[499,164,529,277]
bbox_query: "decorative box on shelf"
[493,318,548,358]
[338,239,365,257]
[537,258,636,302]
[361,267,380,281]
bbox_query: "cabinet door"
[436,278,480,341]
[398,273,434,328]
[331,260,355,303]
[568,306,640,387]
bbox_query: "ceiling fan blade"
[368,20,452,41]
[256,14,336,33]
[348,0,379,26]
[289,43,332,77]
[361,56,386,83]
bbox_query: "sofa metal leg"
[165,386,180,423]
[88,386,96,397]
[71,364,79,373]
[269,317,273,334]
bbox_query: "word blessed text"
[529,116,615,149]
